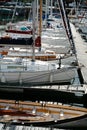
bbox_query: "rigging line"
[11,0,19,22]
[57,0,69,39]
[57,0,77,56]
[79,11,86,23]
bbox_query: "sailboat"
[0,0,77,86]
[5,21,33,35]
[0,1,86,128]
[0,78,87,128]
[0,95,87,128]
[0,1,59,61]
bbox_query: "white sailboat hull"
[0,67,76,85]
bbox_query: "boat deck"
[0,99,87,129]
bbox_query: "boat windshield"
[20,26,29,31]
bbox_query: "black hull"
[0,81,71,87]
[0,37,33,46]
[0,36,41,47]
[0,86,85,106]
[54,114,87,129]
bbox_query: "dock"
[70,23,87,88]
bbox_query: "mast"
[44,0,49,28]
[57,0,76,55]
[45,0,48,27]
[11,0,18,22]
[50,0,53,16]
[32,0,36,61]
[36,0,39,24]
[39,0,42,36]
[38,0,42,51]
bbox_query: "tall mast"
[39,0,42,36]
[38,0,42,51]
[45,0,49,28]
[57,0,76,55]
[50,0,53,16]
[45,0,48,18]
[11,0,18,22]
[32,0,36,61]
[36,0,39,24]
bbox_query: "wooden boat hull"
[0,100,87,128]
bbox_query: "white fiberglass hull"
[0,67,76,85]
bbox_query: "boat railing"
[30,84,86,93]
